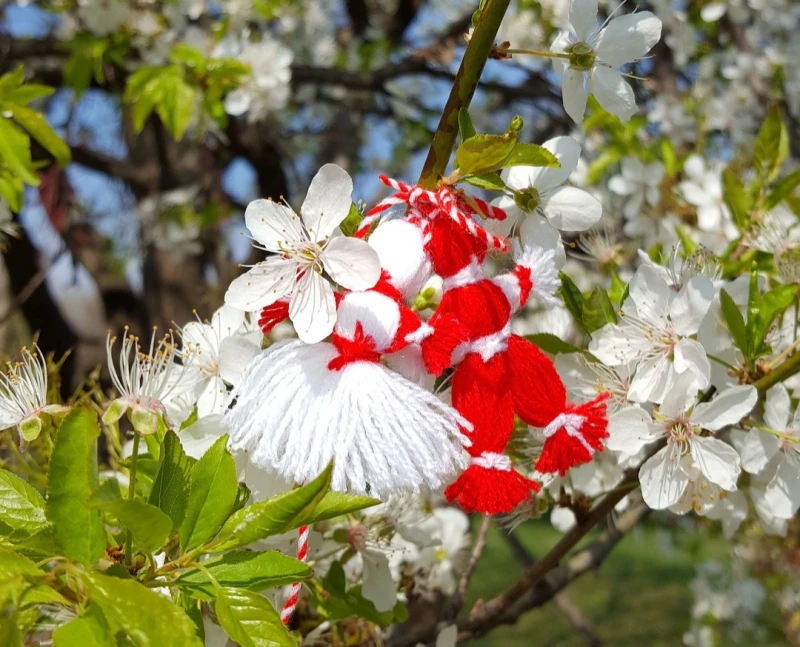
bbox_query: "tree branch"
[499,528,602,647]
[458,500,651,643]
[418,0,512,187]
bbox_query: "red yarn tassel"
[535,393,610,476]
[258,300,290,335]
[420,314,468,376]
[445,463,539,515]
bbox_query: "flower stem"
[506,48,570,59]
[418,0,512,188]
[125,433,141,567]
[752,423,800,444]
[754,348,800,393]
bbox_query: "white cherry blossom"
[619,377,757,509]
[491,137,602,269]
[0,346,69,443]
[738,384,800,519]
[589,264,715,403]
[225,164,381,343]
[608,157,665,221]
[176,305,261,417]
[550,0,662,123]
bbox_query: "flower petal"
[197,376,228,418]
[525,136,582,193]
[301,164,354,243]
[639,445,689,509]
[627,265,670,324]
[691,385,758,430]
[562,68,588,124]
[179,414,225,460]
[627,353,673,403]
[764,458,800,519]
[211,304,246,338]
[569,0,598,41]
[690,436,741,491]
[594,12,662,67]
[541,186,602,231]
[321,235,381,291]
[361,549,396,612]
[519,214,566,268]
[764,384,791,432]
[670,277,714,336]
[218,336,261,385]
[607,406,659,454]
[739,428,781,474]
[224,258,298,311]
[673,338,711,390]
[588,67,637,122]
[244,199,304,253]
[289,270,336,343]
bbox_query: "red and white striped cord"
[280,524,309,625]
[355,175,509,253]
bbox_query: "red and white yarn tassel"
[281,524,309,625]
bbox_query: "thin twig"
[444,515,492,620]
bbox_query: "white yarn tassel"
[223,340,471,499]
[514,242,560,308]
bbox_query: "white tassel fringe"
[223,340,470,498]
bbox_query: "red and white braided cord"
[356,175,509,252]
[280,524,309,625]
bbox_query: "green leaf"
[720,290,747,355]
[46,407,106,565]
[721,168,750,230]
[84,571,203,647]
[53,605,114,647]
[766,169,800,210]
[290,491,379,528]
[559,272,586,334]
[210,463,332,552]
[458,108,476,142]
[0,119,38,186]
[5,105,71,166]
[216,587,297,647]
[455,133,518,176]
[674,225,698,256]
[339,203,364,237]
[0,547,68,606]
[502,142,559,169]
[754,104,789,184]
[660,138,679,176]
[0,66,25,100]
[745,266,760,359]
[177,551,312,600]
[7,84,54,106]
[154,72,196,140]
[751,283,798,355]
[0,617,23,647]
[0,469,48,540]
[149,430,194,533]
[526,333,583,355]
[462,173,506,191]
[585,150,622,185]
[582,287,618,333]
[99,500,172,554]
[0,170,24,212]
[179,435,238,551]
[318,562,404,627]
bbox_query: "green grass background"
[464,518,785,647]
